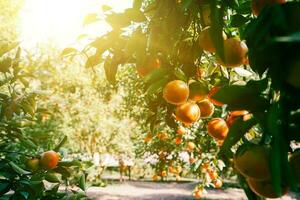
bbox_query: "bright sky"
[19,0,132,49]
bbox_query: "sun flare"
[19,0,132,49]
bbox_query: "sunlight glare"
[19,0,132,49]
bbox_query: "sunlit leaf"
[83,13,99,25]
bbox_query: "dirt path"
[86,181,299,200]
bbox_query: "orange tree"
[65,0,300,199]
[0,44,87,199]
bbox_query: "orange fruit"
[226,110,249,126]
[252,0,286,16]
[214,179,223,189]
[40,150,60,170]
[207,87,224,106]
[197,99,215,118]
[175,102,201,125]
[144,133,153,143]
[152,174,159,181]
[289,151,300,186]
[163,80,189,105]
[219,38,248,68]
[176,166,183,174]
[169,166,177,174]
[198,27,227,53]
[193,188,203,199]
[176,126,186,135]
[157,132,168,141]
[247,178,288,198]
[189,157,196,164]
[26,158,40,171]
[174,137,182,145]
[207,118,229,140]
[234,145,270,180]
[189,81,209,102]
[202,162,210,170]
[161,170,167,177]
[209,171,218,180]
[136,58,161,77]
[186,141,196,152]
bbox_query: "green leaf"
[212,85,269,112]
[0,42,18,57]
[85,52,102,68]
[0,57,12,73]
[78,174,86,191]
[45,172,61,183]
[231,14,249,28]
[83,13,99,25]
[267,103,282,196]
[146,77,169,96]
[54,136,67,152]
[102,5,112,12]
[53,167,71,178]
[174,68,187,82]
[219,118,256,158]
[8,161,30,175]
[21,139,37,149]
[104,57,119,84]
[144,68,170,85]
[60,48,77,58]
[210,1,225,61]
[0,180,10,195]
[124,8,146,22]
[58,160,81,167]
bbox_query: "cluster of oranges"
[234,145,300,198]
[26,150,60,171]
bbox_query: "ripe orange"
[214,179,223,189]
[202,162,210,170]
[193,188,203,199]
[197,99,215,118]
[247,178,288,198]
[198,27,226,53]
[186,141,196,152]
[176,126,186,135]
[175,102,201,125]
[189,157,196,164]
[169,166,177,174]
[252,0,286,16]
[234,145,270,180]
[161,170,167,177]
[40,150,60,170]
[207,118,229,140]
[136,58,161,77]
[226,110,249,126]
[209,171,218,180]
[163,80,189,105]
[219,38,248,68]
[189,81,209,102]
[207,87,224,106]
[26,158,40,171]
[174,137,182,145]
[157,132,168,141]
[289,151,300,186]
[144,133,153,143]
[152,174,159,181]
[176,166,183,174]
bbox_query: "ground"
[86,181,299,200]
